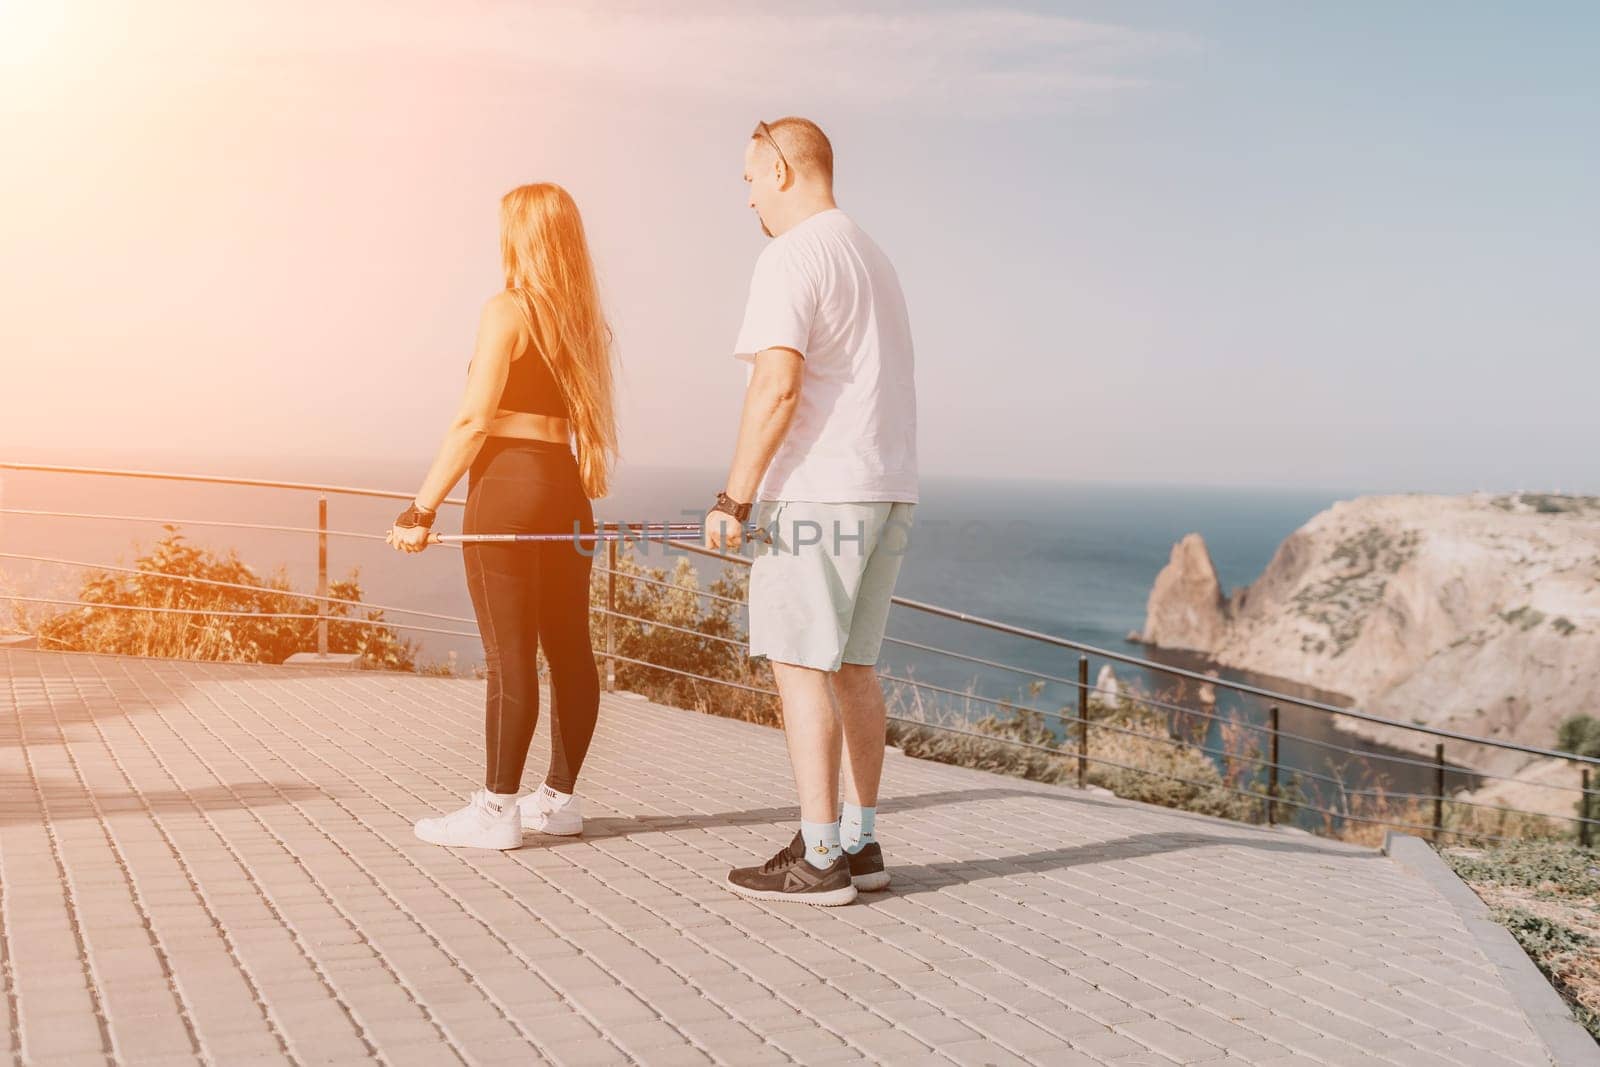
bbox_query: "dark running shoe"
[846,841,890,892]
[726,831,858,906]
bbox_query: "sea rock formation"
[1095,664,1121,704]
[1139,492,1600,775]
[1140,533,1228,652]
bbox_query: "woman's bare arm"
[411,293,523,510]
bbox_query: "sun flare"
[0,0,71,71]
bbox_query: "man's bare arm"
[704,347,803,551]
[725,347,804,502]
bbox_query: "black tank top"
[470,338,568,417]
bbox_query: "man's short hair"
[757,116,834,184]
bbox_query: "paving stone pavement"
[0,648,1563,1065]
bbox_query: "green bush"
[589,544,778,725]
[1444,842,1600,1040]
[882,685,1306,825]
[1558,715,1600,760]
[25,528,419,670]
[1446,841,1600,895]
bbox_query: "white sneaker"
[414,789,522,849]
[517,784,583,836]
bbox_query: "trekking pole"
[429,526,699,545]
[421,522,772,546]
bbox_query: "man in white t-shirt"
[703,117,918,906]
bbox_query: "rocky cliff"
[1139,492,1600,776]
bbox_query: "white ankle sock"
[800,820,842,869]
[485,790,519,814]
[842,803,876,854]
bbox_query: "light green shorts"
[747,500,916,672]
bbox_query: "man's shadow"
[572,785,1116,837]
[875,828,1377,897]
[553,785,1378,894]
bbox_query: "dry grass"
[12,529,421,670]
[15,534,1576,851]
[1329,792,1568,849]
[592,546,780,726]
[1442,842,1600,1042]
[879,676,1279,824]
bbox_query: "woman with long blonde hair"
[388,182,618,849]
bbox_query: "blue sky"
[2,1,1595,493]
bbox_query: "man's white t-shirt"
[733,208,918,504]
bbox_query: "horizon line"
[5,450,1592,501]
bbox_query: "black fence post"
[316,495,328,657]
[1076,655,1088,790]
[605,538,616,692]
[1433,743,1445,843]
[1583,768,1592,849]
[1268,704,1280,827]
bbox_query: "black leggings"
[463,437,599,795]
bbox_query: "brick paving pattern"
[0,649,1556,1064]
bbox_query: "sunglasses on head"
[752,120,789,173]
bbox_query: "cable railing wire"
[0,462,470,505]
[1097,680,1591,794]
[20,600,1552,835]
[0,507,414,545]
[2,460,1585,761]
[6,595,1584,837]
[595,650,778,698]
[15,572,1577,821]
[866,629,1581,788]
[883,634,1086,690]
[7,556,1588,808]
[7,461,1594,841]
[1338,785,1596,821]
[587,606,1600,803]
[889,593,1600,766]
[886,714,1564,845]
[3,526,1543,783]
[882,673,1575,803]
[588,605,747,650]
[1059,678,1588,795]
[549,600,1600,809]
[0,486,1479,765]
[604,567,751,610]
[8,476,1585,760]
[815,630,1531,788]
[0,551,478,624]
[880,674,1362,790]
[874,670,1066,718]
[0,594,480,639]
[1074,681,1481,777]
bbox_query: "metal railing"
[4,460,1598,847]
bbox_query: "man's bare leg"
[725,656,857,905]
[833,662,886,807]
[771,660,842,822]
[832,661,891,889]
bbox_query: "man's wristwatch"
[394,501,437,529]
[711,491,751,524]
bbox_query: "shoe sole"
[413,828,521,850]
[519,811,583,836]
[516,803,583,837]
[725,879,859,907]
[852,871,891,892]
